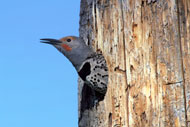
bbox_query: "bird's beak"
[40,38,62,45]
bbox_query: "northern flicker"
[40,36,108,94]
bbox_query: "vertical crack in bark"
[176,0,188,126]
[120,0,129,126]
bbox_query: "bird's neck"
[66,47,94,72]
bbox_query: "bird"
[40,36,108,94]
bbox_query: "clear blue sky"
[0,0,80,127]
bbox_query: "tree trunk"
[78,0,190,127]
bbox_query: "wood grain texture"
[78,0,190,126]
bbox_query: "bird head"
[40,36,93,71]
[40,36,80,52]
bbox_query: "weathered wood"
[178,0,190,125]
[78,0,190,126]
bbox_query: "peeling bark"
[78,0,190,126]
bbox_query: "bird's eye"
[67,39,71,42]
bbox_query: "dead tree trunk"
[78,0,190,126]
